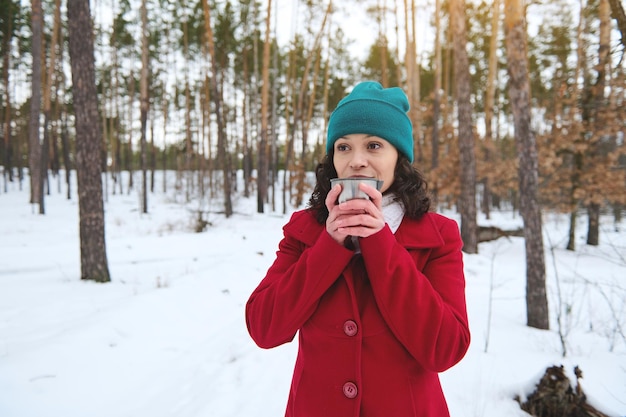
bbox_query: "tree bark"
[566,0,586,252]
[587,0,611,246]
[201,0,232,217]
[282,47,297,215]
[127,70,135,192]
[504,0,549,329]
[182,14,192,202]
[28,0,43,206]
[450,0,478,254]
[257,0,272,213]
[482,0,500,220]
[378,0,388,87]
[67,0,111,283]
[431,0,442,205]
[242,43,251,199]
[38,0,62,214]
[404,0,421,165]
[60,109,71,200]
[2,6,13,189]
[139,0,149,213]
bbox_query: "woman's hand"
[325,182,386,246]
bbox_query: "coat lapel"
[391,213,446,250]
[283,210,325,247]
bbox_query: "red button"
[343,320,358,336]
[343,382,358,399]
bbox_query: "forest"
[1,0,625,326]
[2,2,626,415]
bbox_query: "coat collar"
[284,210,446,250]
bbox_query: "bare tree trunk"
[378,0,388,87]
[238,1,252,200]
[51,80,62,179]
[183,14,193,202]
[257,0,272,213]
[482,0,500,220]
[567,0,585,251]
[294,1,332,208]
[114,72,122,195]
[67,0,111,283]
[443,22,453,126]
[201,0,232,217]
[403,0,414,155]
[150,117,155,193]
[431,0,441,206]
[38,0,62,214]
[60,107,71,200]
[56,31,72,199]
[587,203,600,245]
[29,0,43,206]
[139,0,149,213]
[410,0,421,164]
[203,73,214,199]
[162,91,168,194]
[319,23,332,160]
[567,152,583,251]
[251,0,260,204]
[110,0,122,196]
[302,43,322,157]
[404,0,421,165]
[101,67,109,200]
[38,111,49,214]
[270,13,280,212]
[567,209,578,251]
[504,0,549,329]
[127,70,135,193]
[587,0,611,246]
[450,0,478,254]
[282,47,297,215]
[242,52,251,199]
[2,5,14,190]
[393,0,402,86]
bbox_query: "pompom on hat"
[326,81,414,163]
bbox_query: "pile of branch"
[517,365,610,417]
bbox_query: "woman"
[246,81,470,417]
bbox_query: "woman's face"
[332,133,399,193]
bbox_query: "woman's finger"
[325,183,343,213]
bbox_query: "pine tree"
[67,0,111,283]
[504,0,549,329]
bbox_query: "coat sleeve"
[245,212,354,349]
[359,217,470,373]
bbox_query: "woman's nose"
[349,150,368,168]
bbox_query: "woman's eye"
[336,143,349,151]
[368,142,381,149]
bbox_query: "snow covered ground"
[1,171,625,417]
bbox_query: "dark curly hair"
[306,151,431,224]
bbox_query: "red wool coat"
[246,209,470,417]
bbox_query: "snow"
[1,171,625,417]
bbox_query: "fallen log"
[478,225,524,243]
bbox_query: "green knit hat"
[326,81,413,162]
